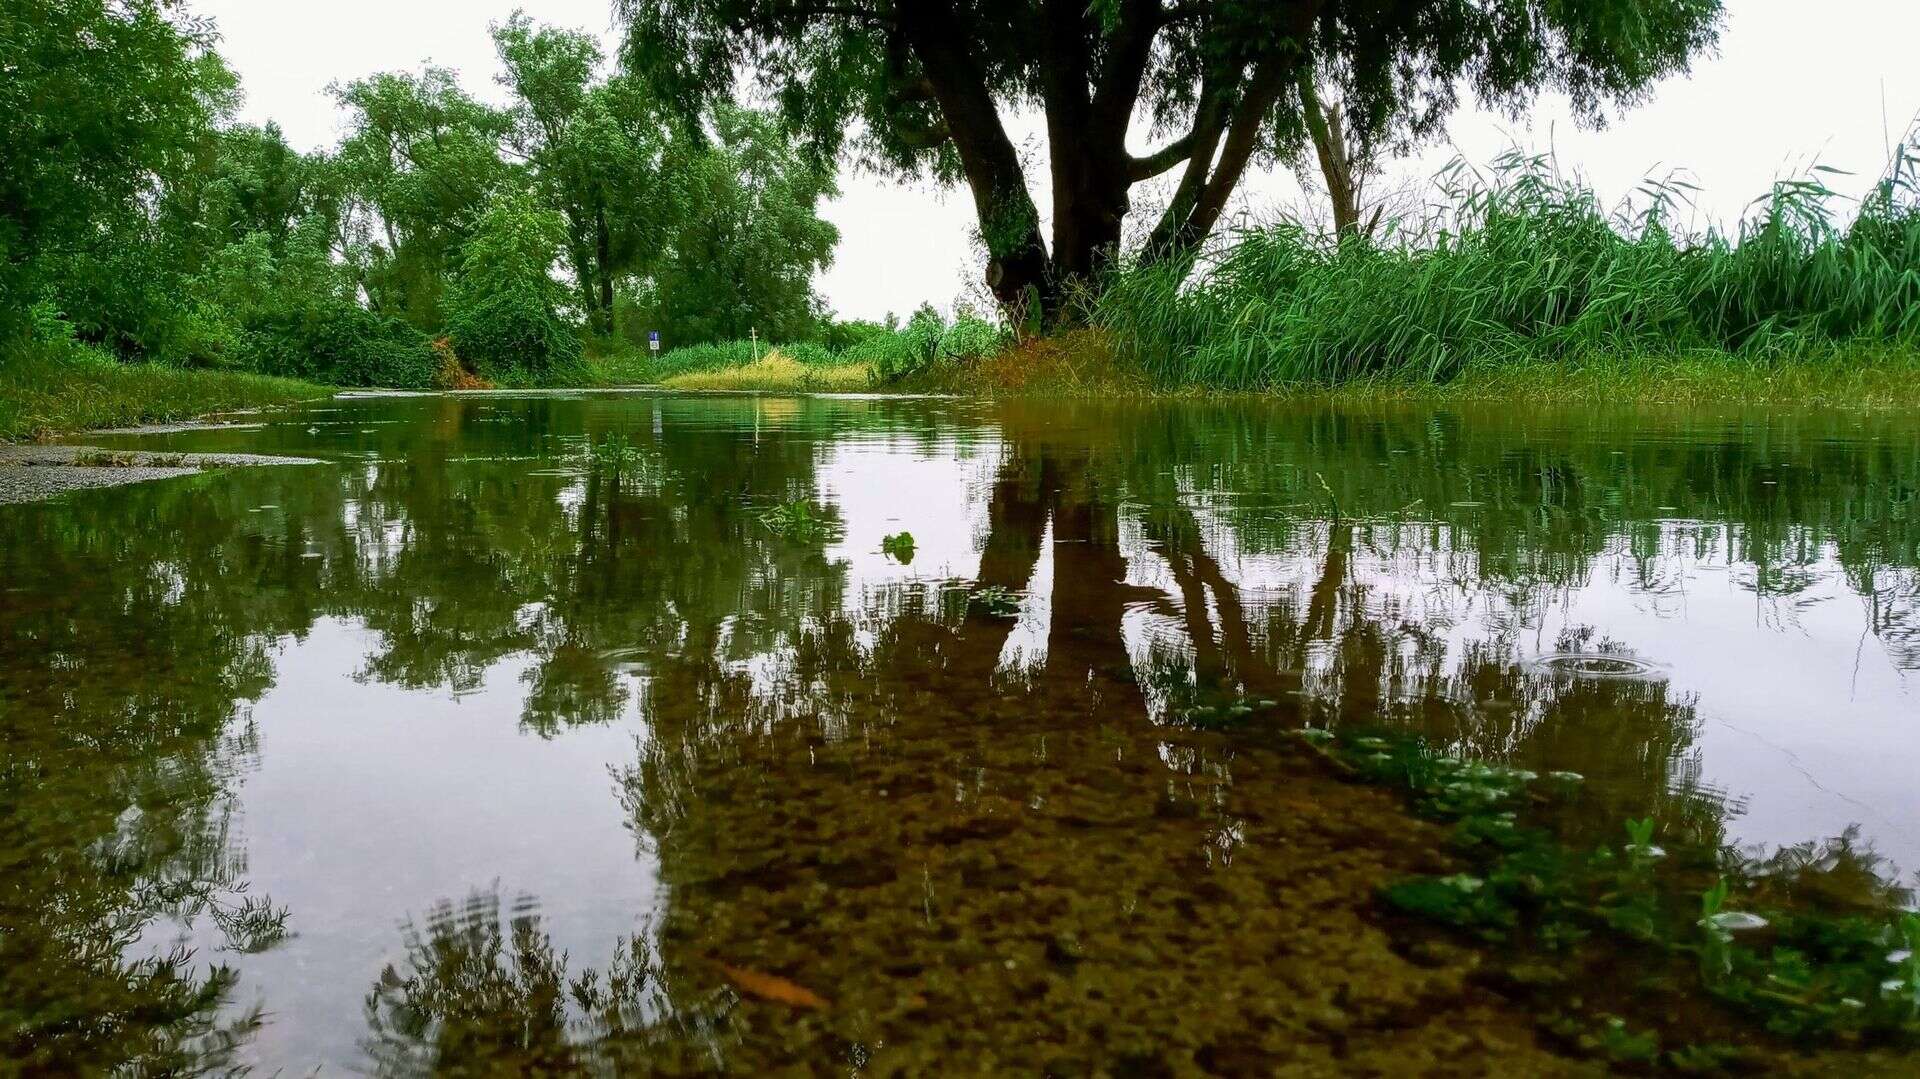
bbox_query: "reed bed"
[1098,150,1920,389]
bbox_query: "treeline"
[3,3,843,387]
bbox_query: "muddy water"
[2,391,1917,1074]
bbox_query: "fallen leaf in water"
[714,961,830,1010]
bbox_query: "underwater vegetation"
[1292,724,1920,1067]
[757,499,841,543]
[965,584,1023,617]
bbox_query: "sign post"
[648,331,660,354]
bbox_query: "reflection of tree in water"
[10,394,1920,1069]
[0,482,299,1072]
[362,888,725,1077]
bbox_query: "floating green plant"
[758,499,840,543]
[1170,695,1280,732]
[577,432,645,475]
[881,531,915,564]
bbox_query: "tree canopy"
[5,3,847,384]
[618,0,1724,319]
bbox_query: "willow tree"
[616,0,1722,320]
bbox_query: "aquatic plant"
[881,531,915,564]
[758,499,839,543]
[966,585,1022,617]
[580,433,644,475]
[1171,695,1280,732]
[1300,726,1920,1060]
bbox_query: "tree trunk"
[593,202,615,336]
[1299,74,1363,240]
[899,2,1055,326]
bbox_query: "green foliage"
[238,305,435,388]
[331,67,518,328]
[641,105,839,346]
[1302,725,1920,1058]
[758,499,840,543]
[445,191,582,377]
[617,0,1722,308]
[881,532,915,564]
[816,318,891,352]
[4,6,838,392]
[647,309,1008,386]
[0,0,235,339]
[0,337,328,442]
[1099,150,1920,388]
[493,13,676,334]
[967,585,1022,617]
[846,305,1007,384]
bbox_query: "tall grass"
[646,308,1007,387]
[0,338,332,441]
[1099,149,1920,388]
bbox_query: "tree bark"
[593,201,615,334]
[898,2,1055,324]
[1299,74,1364,240]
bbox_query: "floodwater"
[3,390,1917,1074]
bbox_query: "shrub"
[444,191,581,377]
[238,305,436,388]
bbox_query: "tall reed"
[1098,148,1920,388]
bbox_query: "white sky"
[199,0,1920,322]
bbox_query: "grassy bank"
[879,332,1920,410]
[1096,151,1920,392]
[659,352,870,392]
[1,340,333,441]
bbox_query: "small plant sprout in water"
[881,531,915,564]
[577,432,649,483]
[968,584,1022,617]
[1623,817,1665,863]
[758,499,839,542]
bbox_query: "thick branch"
[1128,131,1200,181]
[897,1,1050,309]
[1089,0,1166,142]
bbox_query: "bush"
[237,305,436,388]
[852,305,1008,383]
[816,317,891,351]
[445,191,581,377]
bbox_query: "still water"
[3,391,1917,1074]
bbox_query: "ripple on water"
[1527,652,1666,680]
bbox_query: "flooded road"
[3,391,1917,1073]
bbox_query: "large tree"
[616,0,1722,321]
[0,0,235,342]
[493,13,679,334]
[330,68,520,326]
[647,103,839,345]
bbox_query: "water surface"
[4,391,1917,1073]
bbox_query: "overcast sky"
[198,1,1920,322]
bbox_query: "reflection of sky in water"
[1166,513,1917,872]
[138,619,658,1067]
[16,390,1920,1071]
